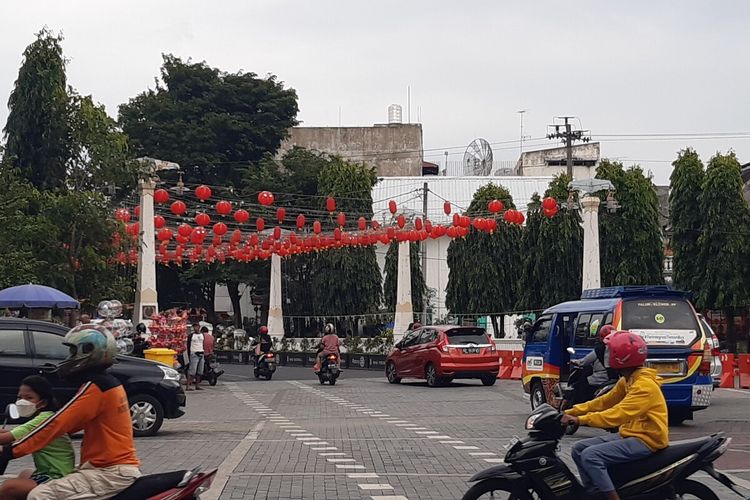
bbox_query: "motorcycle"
[203,353,225,386]
[317,353,341,385]
[463,403,742,500]
[254,351,277,380]
[0,404,217,499]
[560,348,617,411]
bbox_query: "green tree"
[516,193,544,311]
[596,160,664,286]
[445,183,522,337]
[383,241,426,313]
[695,152,750,353]
[669,148,705,293]
[119,55,299,187]
[3,29,70,190]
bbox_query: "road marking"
[335,464,367,470]
[304,441,329,445]
[427,435,453,439]
[440,440,464,444]
[370,496,409,500]
[415,431,438,435]
[311,447,338,451]
[291,433,314,437]
[327,458,356,463]
[454,446,479,450]
[469,452,496,456]
[319,452,346,456]
[396,424,420,427]
[200,420,264,500]
[297,437,322,441]
[358,484,394,490]
[484,458,505,463]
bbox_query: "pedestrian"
[186,323,205,391]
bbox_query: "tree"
[445,183,522,337]
[669,148,705,293]
[119,55,299,187]
[515,193,545,311]
[596,160,664,286]
[695,152,750,353]
[383,241,426,313]
[3,29,70,190]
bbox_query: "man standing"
[186,323,205,391]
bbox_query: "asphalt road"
[219,362,384,382]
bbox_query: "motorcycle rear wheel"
[674,479,719,499]
[208,374,218,386]
[462,480,532,500]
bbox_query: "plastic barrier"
[510,351,523,380]
[497,351,513,379]
[739,354,750,389]
[719,354,736,389]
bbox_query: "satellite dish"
[463,139,493,176]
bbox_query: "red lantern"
[195,212,211,226]
[273,226,282,240]
[544,206,559,218]
[195,185,212,201]
[488,199,503,214]
[154,189,170,204]
[397,214,406,229]
[447,226,458,239]
[503,210,515,223]
[170,200,187,216]
[516,211,525,225]
[276,207,286,223]
[154,215,166,229]
[115,208,130,223]
[231,229,243,245]
[472,218,484,231]
[387,227,396,241]
[388,200,397,215]
[460,216,471,228]
[234,209,250,224]
[133,206,141,218]
[258,191,274,206]
[213,222,228,236]
[157,228,173,241]
[326,197,336,213]
[216,200,232,215]
[452,213,460,226]
[542,197,557,211]
[414,217,423,231]
[334,228,342,241]
[256,217,266,232]
[296,214,306,230]
[337,212,346,227]
[357,217,367,231]
[443,202,452,215]
[424,219,433,233]
[191,227,207,244]
[313,220,322,234]
[486,218,497,232]
[178,224,193,237]
[127,222,139,236]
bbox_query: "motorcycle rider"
[1,324,141,499]
[314,323,341,373]
[562,330,668,500]
[570,324,616,402]
[251,326,273,366]
[132,323,150,357]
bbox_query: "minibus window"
[529,316,553,344]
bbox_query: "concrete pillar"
[393,241,413,342]
[581,195,602,291]
[267,253,284,340]
[134,180,158,325]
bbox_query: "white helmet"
[324,323,335,335]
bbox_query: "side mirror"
[566,347,576,355]
[6,404,19,420]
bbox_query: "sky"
[1,0,749,185]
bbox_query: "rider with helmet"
[314,323,341,373]
[251,326,273,364]
[571,324,617,401]
[2,324,141,499]
[562,331,668,500]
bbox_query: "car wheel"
[129,394,164,437]
[481,375,497,386]
[386,362,401,384]
[426,364,440,387]
[530,381,546,410]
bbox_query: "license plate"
[328,364,338,370]
[463,347,480,354]
[648,361,683,375]
[266,363,275,369]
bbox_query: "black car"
[0,318,186,436]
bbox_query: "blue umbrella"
[0,284,79,309]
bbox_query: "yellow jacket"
[566,367,668,451]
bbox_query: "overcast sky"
[1,1,748,185]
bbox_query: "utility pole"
[547,116,590,179]
[517,110,530,157]
[422,183,429,323]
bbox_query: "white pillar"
[581,195,602,291]
[134,180,158,325]
[267,253,284,340]
[393,241,413,342]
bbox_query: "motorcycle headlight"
[159,365,181,381]
[525,414,540,430]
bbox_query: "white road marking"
[349,473,379,478]
[427,435,452,439]
[319,452,346,456]
[440,440,464,444]
[311,447,338,451]
[297,437,321,441]
[304,441,329,445]
[415,431,438,435]
[454,446,479,450]
[336,464,367,470]
[484,458,505,463]
[469,452,496,456]
[358,484,394,490]
[327,458,356,463]
[370,496,409,500]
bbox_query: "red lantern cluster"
[115,208,130,223]
[503,209,525,225]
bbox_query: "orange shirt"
[8,373,139,468]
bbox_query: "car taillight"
[700,341,712,375]
[487,336,497,352]
[437,338,448,352]
[711,335,720,356]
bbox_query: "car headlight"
[159,365,181,381]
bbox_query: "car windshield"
[445,328,487,344]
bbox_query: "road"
[4,368,750,499]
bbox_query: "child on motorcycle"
[0,376,75,499]
[561,330,668,500]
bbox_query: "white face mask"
[15,399,39,418]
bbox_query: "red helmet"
[259,326,268,335]
[605,330,647,369]
[599,325,616,341]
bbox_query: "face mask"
[15,399,39,418]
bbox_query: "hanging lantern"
[334,228,342,241]
[542,197,557,211]
[195,185,212,201]
[313,220,322,234]
[178,224,193,238]
[488,199,504,214]
[154,215,166,229]
[503,210,516,223]
[424,219,433,233]
[414,217,423,231]
[388,200,397,214]
[357,217,367,231]
[126,222,139,236]
[231,229,243,245]
[460,216,471,228]
[443,202,452,215]
[472,218,484,231]
[233,209,250,224]
[258,191,274,206]
[326,197,336,213]
[452,213,460,226]
[273,226,282,240]
[276,207,286,223]
[486,218,497,232]
[515,211,525,224]
[176,234,188,245]
[191,227,207,244]
[397,214,406,228]
[371,219,381,230]
[213,222,228,236]
[446,226,458,239]
[170,200,187,216]
[195,212,211,226]
[296,214,306,230]
[154,189,170,204]
[386,227,396,240]
[157,228,173,242]
[133,206,141,218]
[115,208,131,223]
[337,212,346,227]
[216,200,232,215]
[256,217,266,232]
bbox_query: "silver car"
[698,314,722,387]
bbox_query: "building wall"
[518,142,600,179]
[278,124,423,177]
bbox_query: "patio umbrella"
[0,284,79,309]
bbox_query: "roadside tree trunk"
[226,280,242,327]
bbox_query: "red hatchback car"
[385,326,500,387]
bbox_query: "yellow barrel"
[143,348,177,367]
